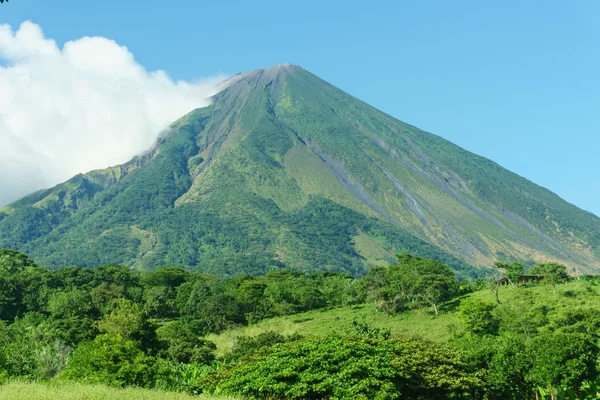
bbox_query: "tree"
[237,280,269,322]
[90,282,126,313]
[458,298,498,335]
[416,273,457,316]
[486,334,531,398]
[143,285,178,321]
[357,265,388,310]
[0,276,17,320]
[141,266,189,288]
[61,334,156,387]
[530,262,568,298]
[407,255,458,316]
[97,298,160,353]
[363,255,459,315]
[494,262,523,288]
[0,248,38,274]
[156,321,216,364]
[485,271,504,304]
[47,289,94,319]
[527,332,598,399]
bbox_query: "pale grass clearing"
[0,381,239,400]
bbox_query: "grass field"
[0,381,238,400]
[207,280,600,356]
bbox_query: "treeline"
[0,247,367,386]
[1,248,599,399]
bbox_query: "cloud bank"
[0,21,227,207]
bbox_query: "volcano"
[1,64,598,276]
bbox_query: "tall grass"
[0,381,239,400]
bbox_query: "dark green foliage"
[359,254,459,315]
[526,332,598,397]
[349,320,391,340]
[229,331,302,360]
[156,322,216,364]
[458,299,499,335]
[452,285,600,399]
[204,335,485,399]
[61,334,157,387]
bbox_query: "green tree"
[0,314,70,380]
[143,285,178,321]
[47,289,94,319]
[0,248,38,274]
[416,273,457,316]
[156,321,216,364]
[361,255,459,315]
[90,282,125,313]
[97,299,160,353]
[458,299,498,335]
[526,332,598,399]
[530,262,568,298]
[486,334,531,398]
[141,266,189,288]
[494,262,523,288]
[485,272,503,305]
[62,334,156,387]
[400,255,458,316]
[0,276,17,320]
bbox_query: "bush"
[458,299,499,335]
[156,321,216,364]
[201,335,485,399]
[61,334,157,387]
[229,331,302,360]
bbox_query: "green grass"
[0,381,239,400]
[207,302,458,357]
[207,280,600,357]
[352,231,395,266]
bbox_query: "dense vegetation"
[1,247,599,399]
[1,65,598,275]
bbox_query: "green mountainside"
[1,63,598,275]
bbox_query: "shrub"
[201,335,485,399]
[61,334,157,387]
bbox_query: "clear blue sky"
[2,0,599,216]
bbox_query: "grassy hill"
[207,279,600,356]
[1,64,598,276]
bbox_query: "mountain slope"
[1,64,598,275]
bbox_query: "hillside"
[207,279,599,356]
[1,63,599,275]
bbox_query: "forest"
[1,247,600,399]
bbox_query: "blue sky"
[1,0,599,216]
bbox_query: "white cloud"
[0,21,227,207]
